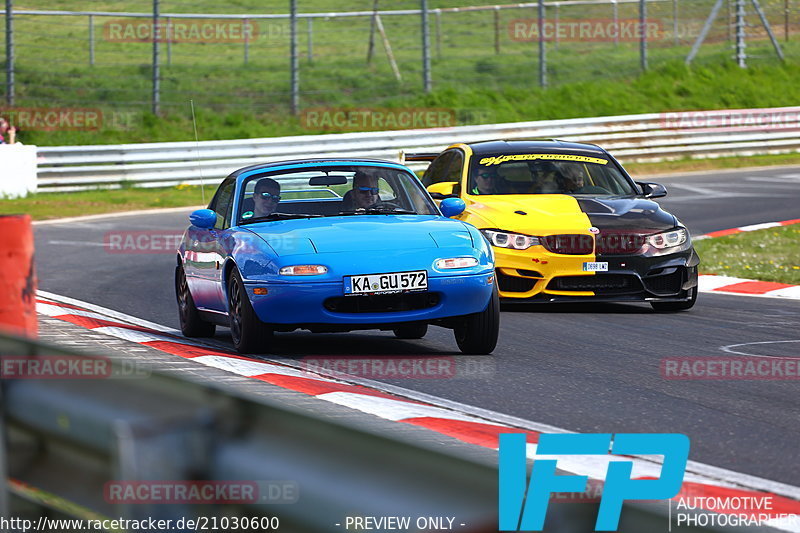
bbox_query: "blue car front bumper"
[245,272,495,325]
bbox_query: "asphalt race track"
[34,166,800,487]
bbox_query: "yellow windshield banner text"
[479,154,609,166]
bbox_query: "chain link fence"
[0,0,796,138]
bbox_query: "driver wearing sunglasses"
[253,178,282,217]
[351,171,381,209]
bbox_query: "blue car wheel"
[175,265,216,338]
[228,269,272,353]
[454,285,500,354]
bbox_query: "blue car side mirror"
[439,197,466,218]
[190,209,217,229]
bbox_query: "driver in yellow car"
[471,168,505,195]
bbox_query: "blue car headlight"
[435,257,479,269]
[279,265,328,275]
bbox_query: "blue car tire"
[454,285,500,354]
[175,265,216,338]
[228,269,273,353]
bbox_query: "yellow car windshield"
[469,155,637,196]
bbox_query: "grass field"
[2,0,798,145]
[695,225,800,284]
[0,185,205,220]
[624,152,800,176]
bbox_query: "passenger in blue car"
[253,178,281,217]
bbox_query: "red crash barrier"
[0,215,37,337]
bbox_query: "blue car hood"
[243,215,472,256]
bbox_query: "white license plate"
[347,270,428,295]
[583,262,609,272]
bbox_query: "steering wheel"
[371,200,403,210]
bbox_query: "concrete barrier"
[0,215,37,338]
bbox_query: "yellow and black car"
[407,140,699,311]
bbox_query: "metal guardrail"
[0,332,500,530]
[35,106,800,191]
[0,1,675,19]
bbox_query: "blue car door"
[185,179,235,312]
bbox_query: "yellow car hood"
[465,195,592,235]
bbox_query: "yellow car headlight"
[643,228,691,256]
[646,228,688,249]
[481,229,540,250]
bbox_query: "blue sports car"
[175,159,499,354]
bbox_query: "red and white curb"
[699,275,800,299]
[695,218,800,240]
[696,218,800,300]
[34,291,800,532]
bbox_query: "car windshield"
[468,153,638,196]
[237,164,439,223]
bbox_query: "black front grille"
[516,269,543,278]
[643,269,683,295]
[596,233,646,255]
[540,234,594,255]
[324,292,440,313]
[547,275,642,294]
[497,272,537,293]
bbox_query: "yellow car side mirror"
[427,181,459,199]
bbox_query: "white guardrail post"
[0,144,37,197]
[32,107,800,191]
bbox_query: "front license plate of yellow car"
[583,262,609,272]
[347,270,428,296]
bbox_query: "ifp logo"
[499,433,689,531]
